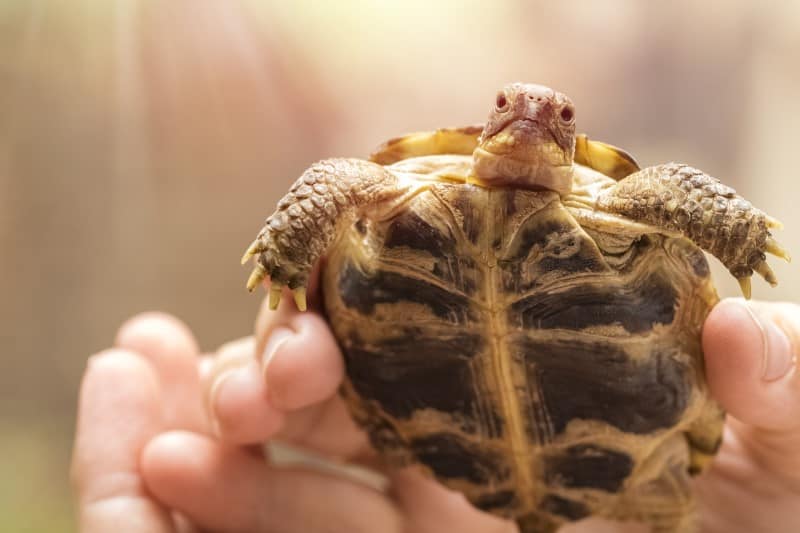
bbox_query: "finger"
[208,311,359,453]
[72,350,175,533]
[276,394,371,460]
[704,299,799,428]
[207,336,368,458]
[703,299,800,475]
[261,311,344,411]
[115,312,206,433]
[204,336,286,442]
[142,430,403,533]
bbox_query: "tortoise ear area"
[574,134,641,181]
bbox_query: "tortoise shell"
[321,148,723,532]
[242,83,789,532]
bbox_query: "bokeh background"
[1,1,798,530]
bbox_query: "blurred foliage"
[0,1,798,531]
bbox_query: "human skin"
[72,291,800,533]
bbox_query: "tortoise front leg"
[596,163,790,297]
[242,158,413,310]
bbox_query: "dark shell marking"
[410,432,511,484]
[509,274,678,334]
[543,444,634,492]
[539,494,590,521]
[520,336,691,435]
[344,328,489,424]
[323,183,718,527]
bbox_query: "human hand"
[694,299,800,533]
[70,309,412,533]
[72,297,800,533]
[71,313,209,532]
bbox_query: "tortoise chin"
[472,115,574,192]
[484,119,561,150]
[471,141,574,193]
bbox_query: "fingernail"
[262,327,294,377]
[743,303,796,382]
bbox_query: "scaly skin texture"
[596,163,785,295]
[243,158,409,305]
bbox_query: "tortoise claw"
[266,286,307,311]
[269,284,283,310]
[755,261,778,287]
[765,215,784,230]
[246,264,267,292]
[292,287,308,312]
[241,238,265,265]
[737,277,752,300]
[766,236,791,263]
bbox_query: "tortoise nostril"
[496,94,508,110]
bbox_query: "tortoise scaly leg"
[596,163,790,298]
[242,158,413,310]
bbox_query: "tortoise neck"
[471,147,573,194]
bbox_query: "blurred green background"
[1,1,798,531]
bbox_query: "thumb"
[703,298,800,476]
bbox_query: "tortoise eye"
[560,106,574,123]
[496,93,508,111]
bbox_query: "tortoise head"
[473,83,576,193]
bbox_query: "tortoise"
[241,83,790,532]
